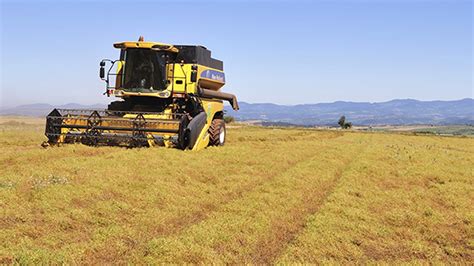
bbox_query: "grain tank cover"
[175,45,223,70]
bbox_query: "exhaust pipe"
[198,87,239,110]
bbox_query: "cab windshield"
[122,49,168,92]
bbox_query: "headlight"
[159,91,170,97]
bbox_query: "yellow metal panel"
[172,63,187,93]
[114,60,124,89]
[119,90,171,98]
[113,41,178,52]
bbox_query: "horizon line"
[1,97,473,109]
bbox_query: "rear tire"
[209,119,226,146]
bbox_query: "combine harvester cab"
[44,37,238,150]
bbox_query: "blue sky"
[0,0,472,107]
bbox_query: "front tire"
[209,119,226,146]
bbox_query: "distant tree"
[338,116,346,128]
[338,115,352,129]
[224,115,235,123]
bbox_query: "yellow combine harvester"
[44,37,238,150]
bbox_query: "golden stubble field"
[0,116,473,264]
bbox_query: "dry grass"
[0,117,472,264]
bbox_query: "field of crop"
[0,116,473,264]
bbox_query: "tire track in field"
[84,134,348,263]
[250,138,371,264]
[86,134,348,263]
[136,136,369,264]
[150,133,347,237]
[136,137,367,264]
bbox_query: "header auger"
[44,37,238,150]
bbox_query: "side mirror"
[99,61,105,79]
[190,65,198,83]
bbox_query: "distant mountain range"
[0,103,107,117]
[1,99,473,126]
[224,98,474,126]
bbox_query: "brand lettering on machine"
[201,70,225,82]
